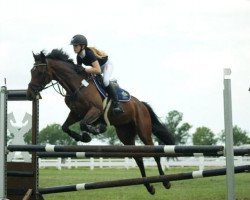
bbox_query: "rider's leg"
[105,82,124,114]
[102,60,124,114]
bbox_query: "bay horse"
[27,49,175,195]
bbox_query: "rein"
[32,63,86,99]
[51,80,68,97]
[31,63,67,97]
[43,81,58,90]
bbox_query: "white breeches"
[101,60,113,87]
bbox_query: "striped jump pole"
[7,90,28,101]
[38,165,250,194]
[8,144,224,154]
[37,148,250,158]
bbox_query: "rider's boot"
[106,83,124,114]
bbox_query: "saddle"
[92,75,131,102]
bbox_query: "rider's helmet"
[70,34,88,46]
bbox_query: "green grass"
[39,167,250,200]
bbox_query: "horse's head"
[27,51,52,100]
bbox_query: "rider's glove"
[75,65,86,74]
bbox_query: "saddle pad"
[92,78,131,102]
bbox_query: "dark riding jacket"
[77,48,108,66]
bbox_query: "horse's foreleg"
[80,106,102,135]
[62,111,91,143]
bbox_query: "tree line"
[13,110,250,146]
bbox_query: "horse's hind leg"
[154,157,171,189]
[134,157,155,195]
[62,111,91,143]
[138,134,171,190]
[139,133,171,189]
[115,123,155,195]
[83,117,107,135]
[135,105,171,190]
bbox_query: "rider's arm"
[85,60,101,74]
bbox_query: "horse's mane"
[46,49,75,64]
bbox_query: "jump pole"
[223,68,235,200]
[8,144,225,154]
[38,165,250,195]
[36,148,250,158]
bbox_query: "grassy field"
[39,167,250,200]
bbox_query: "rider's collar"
[78,49,86,58]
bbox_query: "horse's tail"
[142,102,175,145]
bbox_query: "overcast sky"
[1,0,250,139]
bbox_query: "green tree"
[192,126,217,145]
[39,123,77,145]
[95,126,121,145]
[25,122,121,145]
[24,129,32,144]
[219,125,250,146]
[25,123,77,145]
[165,110,192,144]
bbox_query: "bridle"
[29,63,56,93]
[29,63,74,97]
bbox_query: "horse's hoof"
[98,123,107,133]
[147,185,155,195]
[163,181,171,189]
[81,131,92,143]
[88,124,107,135]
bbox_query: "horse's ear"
[32,51,35,59]
[40,51,46,63]
[32,51,38,61]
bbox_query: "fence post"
[198,156,205,171]
[223,68,235,200]
[125,157,129,170]
[100,157,103,168]
[108,158,111,168]
[67,158,72,169]
[57,158,62,170]
[90,158,94,170]
[0,86,8,200]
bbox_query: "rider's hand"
[75,65,86,74]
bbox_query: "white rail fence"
[26,156,250,171]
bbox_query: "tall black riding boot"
[106,83,124,114]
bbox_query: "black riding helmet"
[70,34,88,46]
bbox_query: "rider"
[70,34,124,114]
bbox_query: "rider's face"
[73,45,82,54]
